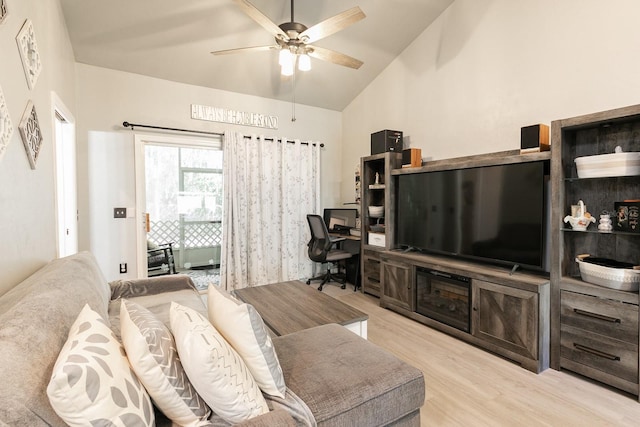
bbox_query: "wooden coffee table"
[233,280,368,338]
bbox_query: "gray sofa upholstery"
[0,252,424,426]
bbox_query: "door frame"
[134,133,223,277]
[51,92,77,258]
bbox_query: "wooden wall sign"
[18,100,42,169]
[191,104,279,130]
[0,0,8,25]
[16,19,42,90]
[0,85,13,162]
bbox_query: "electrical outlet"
[114,208,127,218]
[119,263,127,274]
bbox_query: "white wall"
[75,64,343,280]
[341,0,640,199]
[0,0,76,296]
[8,0,638,292]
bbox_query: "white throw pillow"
[120,299,211,426]
[207,285,285,398]
[169,302,269,424]
[47,304,154,427]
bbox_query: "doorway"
[135,134,223,290]
[52,93,77,257]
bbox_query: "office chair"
[306,214,353,291]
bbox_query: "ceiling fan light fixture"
[212,0,366,75]
[281,56,295,76]
[298,53,311,71]
[279,48,292,66]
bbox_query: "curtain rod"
[122,121,324,147]
[122,121,222,136]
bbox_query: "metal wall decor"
[16,19,42,89]
[0,85,13,161]
[0,0,8,24]
[18,100,42,169]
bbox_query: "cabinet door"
[362,251,381,297]
[472,279,539,360]
[381,258,413,311]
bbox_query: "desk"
[330,233,361,290]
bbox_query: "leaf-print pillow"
[47,304,154,427]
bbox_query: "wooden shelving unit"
[550,104,640,399]
[360,152,401,296]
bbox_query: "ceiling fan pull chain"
[291,69,297,122]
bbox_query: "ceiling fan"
[212,0,365,75]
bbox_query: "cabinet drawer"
[362,252,381,296]
[363,275,381,293]
[561,324,638,384]
[561,290,638,344]
[364,260,380,280]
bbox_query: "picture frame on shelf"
[18,100,42,169]
[0,85,14,162]
[16,19,42,90]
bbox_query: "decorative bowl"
[576,256,640,292]
[575,146,640,178]
[368,205,384,218]
[370,224,385,233]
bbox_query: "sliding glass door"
[137,135,222,290]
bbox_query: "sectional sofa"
[0,252,424,426]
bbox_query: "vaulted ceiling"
[60,0,454,111]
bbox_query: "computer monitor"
[323,208,358,230]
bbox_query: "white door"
[53,95,77,257]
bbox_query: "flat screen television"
[396,161,549,272]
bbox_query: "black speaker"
[371,130,403,155]
[521,124,550,153]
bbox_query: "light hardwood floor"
[323,287,640,426]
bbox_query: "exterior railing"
[149,220,222,249]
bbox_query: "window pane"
[180,147,223,169]
[180,172,223,221]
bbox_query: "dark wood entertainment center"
[360,104,640,398]
[361,150,551,373]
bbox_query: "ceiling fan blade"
[211,45,279,55]
[299,6,365,44]
[234,0,289,41]
[308,46,363,69]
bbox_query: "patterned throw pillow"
[47,304,154,427]
[169,302,269,424]
[207,285,286,398]
[120,299,211,426]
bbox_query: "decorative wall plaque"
[191,104,279,130]
[0,85,14,162]
[16,19,42,89]
[18,100,42,169]
[0,0,8,25]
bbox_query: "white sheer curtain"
[221,131,321,290]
